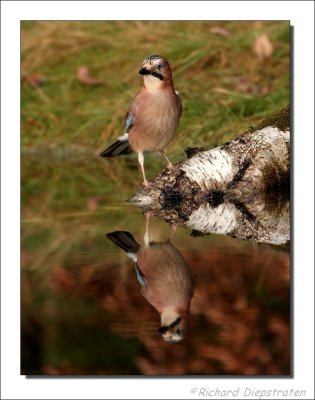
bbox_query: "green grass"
[22,21,290,215]
[22,21,289,149]
[21,20,290,267]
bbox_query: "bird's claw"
[169,223,177,240]
[144,210,155,218]
[142,180,153,189]
[166,162,178,171]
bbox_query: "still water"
[21,157,290,376]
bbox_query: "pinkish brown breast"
[128,87,181,153]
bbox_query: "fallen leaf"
[29,73,46,86]
[211,87,231,95]
[51,267,76,292]
[234,76,259,95]
[210,26,231,37]
[77,66,103,86]
[86,195,103,210]
[260,85,270,96]
[253,33,274,60]
[252,21,263,29]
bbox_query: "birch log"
[129,105,290,245]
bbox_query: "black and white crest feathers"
[144,55,162,64]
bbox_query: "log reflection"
[130,190,289,246]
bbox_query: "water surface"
[21,157,290,375]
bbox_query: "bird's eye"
[176,329,181,335]
[156,64,162,70]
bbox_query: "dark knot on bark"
[185,146,205,159]
[203,189,225,207]
[161,186,183,209]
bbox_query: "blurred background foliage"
[22,20,290,214]
[21,21,290,375]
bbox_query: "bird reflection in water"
[106,214,194,343]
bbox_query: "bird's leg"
[161,151,174,170]
[169,223,177,240]
[138,152,151,187]
[144,211,152,246]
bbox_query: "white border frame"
[1,1,314,399]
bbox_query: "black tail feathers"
[100,140,132,157]
[106,231,140,253]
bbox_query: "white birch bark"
[129,105,290,245]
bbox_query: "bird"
[100,55,182,187]
[106,217,194,343]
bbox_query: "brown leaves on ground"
[253,33,274,61]
[28,73,46,86]
[210,26,231,37]
[86,195,104,210]
[234,76,270,96]
[212,32,274,101]
[77,66,103,86]
[34,241,290,375]
[50,266,77,293]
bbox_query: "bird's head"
[139,55,173,90]
[158,309,188,343]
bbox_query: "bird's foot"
[142,180,153,189]
[144,210,155,218]
[166,162,176,171]
[161,151,175,170]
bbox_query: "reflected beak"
[158,317,181,334]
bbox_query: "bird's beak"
[158,316,181,334]
[139,66,164,81]
[158,325,168,334]
[139,67,151,76]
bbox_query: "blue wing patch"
[125,115,135,133]
[135,264,146,288]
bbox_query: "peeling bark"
[129,105,290,245]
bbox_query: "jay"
[100,55,182,187]
[106,217,194,343]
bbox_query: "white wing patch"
[118,132,129,141]
[127,252,137,262]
